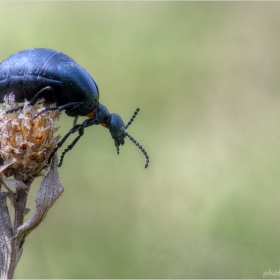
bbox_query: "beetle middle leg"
[33,102,83,119]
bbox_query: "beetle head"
[107,108,149,168]
[109,113,126,149]
[87,104,149,168]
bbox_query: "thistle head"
[0,94,60,181]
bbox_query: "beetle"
[0,48,149,168]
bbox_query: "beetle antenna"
[124,132,149,168]
[125,108,140,129]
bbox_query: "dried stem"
[0,192,13,278]
[0,178,32,279]
[0,154,64,279]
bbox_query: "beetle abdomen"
[0,48,75,102]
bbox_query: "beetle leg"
[58,126,84,167]
[48,117,99,166]
[28,86,55,105]
[47,123,85,165]
[73,116,78,127]
[33,102,83,119]
[5,86,55,114]
[6,104,24,114]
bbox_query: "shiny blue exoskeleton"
[0,48,149,168]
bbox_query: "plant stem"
[0,154,63,279]
[0,179,32,279]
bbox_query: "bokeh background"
[0,2,280,278]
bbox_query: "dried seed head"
[0,94,60,181]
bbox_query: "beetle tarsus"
[6,104,24,114]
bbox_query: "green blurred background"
[1,2,280,278]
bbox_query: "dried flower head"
[0,94,60,181]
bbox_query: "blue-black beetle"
[0,48,149,168]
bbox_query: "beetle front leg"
[48,123,84,162]
[58,118,100,166]
[58,126,84,167]
[73,116,78,126]
[48,118,99,166]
